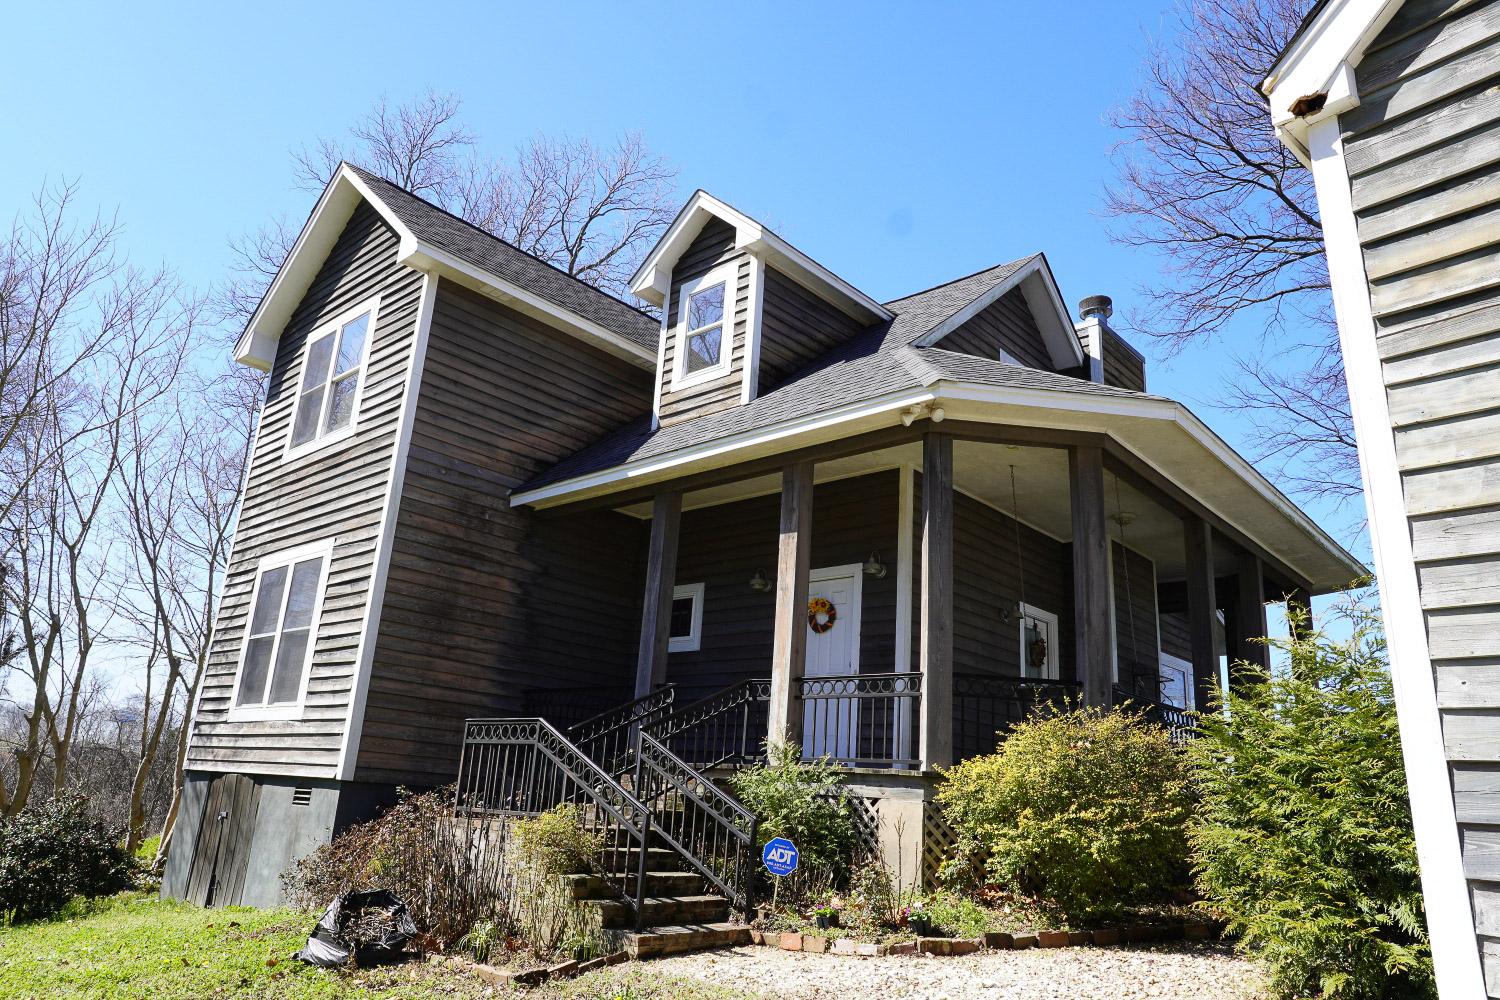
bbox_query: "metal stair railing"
[566,684,677,776]
[633,729,759,918]
[1112,686,1199,745]
[643,678,772,769]
[454,717,653,926]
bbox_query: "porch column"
[634,490,682,698]
[919,433,954,769]
[768,462,814,749]
[1182,516,1219,712]
[1070,445,1113,707]
[1231,548,1270,683]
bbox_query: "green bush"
[1189,607,1433,999]
[731,740,855,895]
[937,705,1192,920]
[0,795,133,922]
[511,805,602,876]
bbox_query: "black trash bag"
[295,889,418,968]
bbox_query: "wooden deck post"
[768,462,814,750]
[634,490,682,698]
[919,433,954,769]
[1231,548,1270,683]
[1070,446,1113,707]
[1183,516,1219,712]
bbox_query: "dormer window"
[673,266,733,388]
[287,298,379,457]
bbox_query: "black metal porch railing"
[645,678,772,770]
[1113,686,1199,745]
[567,685,677,776]
[798,672,922,768]
[453,717,653,925]
[633,730,759,917]
[953,673,1082,761]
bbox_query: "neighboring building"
[1263,0,1500,994]
[164,165,1361,918]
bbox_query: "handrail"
[634,730,759,917]
[567,685,677,775]
[645,678,772,769]
[455,717,653,925]
[952,673,1082,761]
[797,672,922,768]
[1112,686,1199,745]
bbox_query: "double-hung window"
[232,541,333,718]
[288,299,377,455]
[668,582,705,653]
[674,267,732,387]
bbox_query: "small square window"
[287,299,378,457]
[669,582,705,653]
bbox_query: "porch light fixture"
[862,552,887,579]
[749,569,773,593]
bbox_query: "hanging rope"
[1112,474,1141,693]
[1009,464,1027,611]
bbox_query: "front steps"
[563,865,751,959]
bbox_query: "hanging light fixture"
[749,569,772,592]
[862,551,887,578]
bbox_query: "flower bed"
[748,918,1221,958]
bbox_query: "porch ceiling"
[617,441,1210,582]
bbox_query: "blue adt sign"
[762,837,799,877]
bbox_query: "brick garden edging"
[748,920,1221,958]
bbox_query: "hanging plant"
[807,596,838,634]
[1027,632,1049,673]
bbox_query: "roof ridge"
[346,163,659,323]
[882,253,1040,307]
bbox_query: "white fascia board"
[1301,115,1486,998]
[629,189,892,324]
[913,256,1085,369]
[510,387,938,508]
[234,166,387,370]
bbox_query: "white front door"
[802,565,862,761]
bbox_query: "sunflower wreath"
[807,596,838,634]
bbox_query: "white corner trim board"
[1304,115,1486,998]
[335,272,440,781]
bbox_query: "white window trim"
[1158,652,1194,711]
[671,264,736,391]
[283,296,381,463]
[227,538,336,722]
[668,582,706,653]
[1018,602,1060,681]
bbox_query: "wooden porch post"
[919,433,954,769]
[1183,516,1219,712]
[768,462,814,750]
[635,491,682,698]
[1231,548,1270,683]
[1070,446,1113,707]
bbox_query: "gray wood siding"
[191,202,422,778]
[1343,0,1500,986]
[1158,611,1193,663]
[1101,327,1148,392]
[355,280,653,786]
[666,472,900,703]
[934,287,1053,370]
[756,266,869,394]
[659,219,750,426]
[1112,541,1160,700]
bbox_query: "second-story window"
[673,266,733,388]
[289,299,377,452]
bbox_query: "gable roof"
[235,163,660,371]
[629,189,893,324]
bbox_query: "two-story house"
[162,164,1363,911]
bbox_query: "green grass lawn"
[0,894,759,1000]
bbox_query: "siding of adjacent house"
[658,219,751,426]
[1339,0,1500,983]
[934,287,1054,370]
[354,280,653,786]
[190,202,422,779]
[756,267,869,393]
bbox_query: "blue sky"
[5,1,1363,622]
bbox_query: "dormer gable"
[634,190,892,428]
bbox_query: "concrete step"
[599,845,678,871]
[592,893,731,929]
[623,921,753,959]
[564,870,703,900]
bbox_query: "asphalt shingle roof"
[521,261,1151,495]
[350,165,661,354]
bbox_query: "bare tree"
[222,91,677,328]
[1104,0,1360,505]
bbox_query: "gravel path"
[646,943,1267,1000]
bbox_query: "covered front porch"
[523,418,1322,774]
